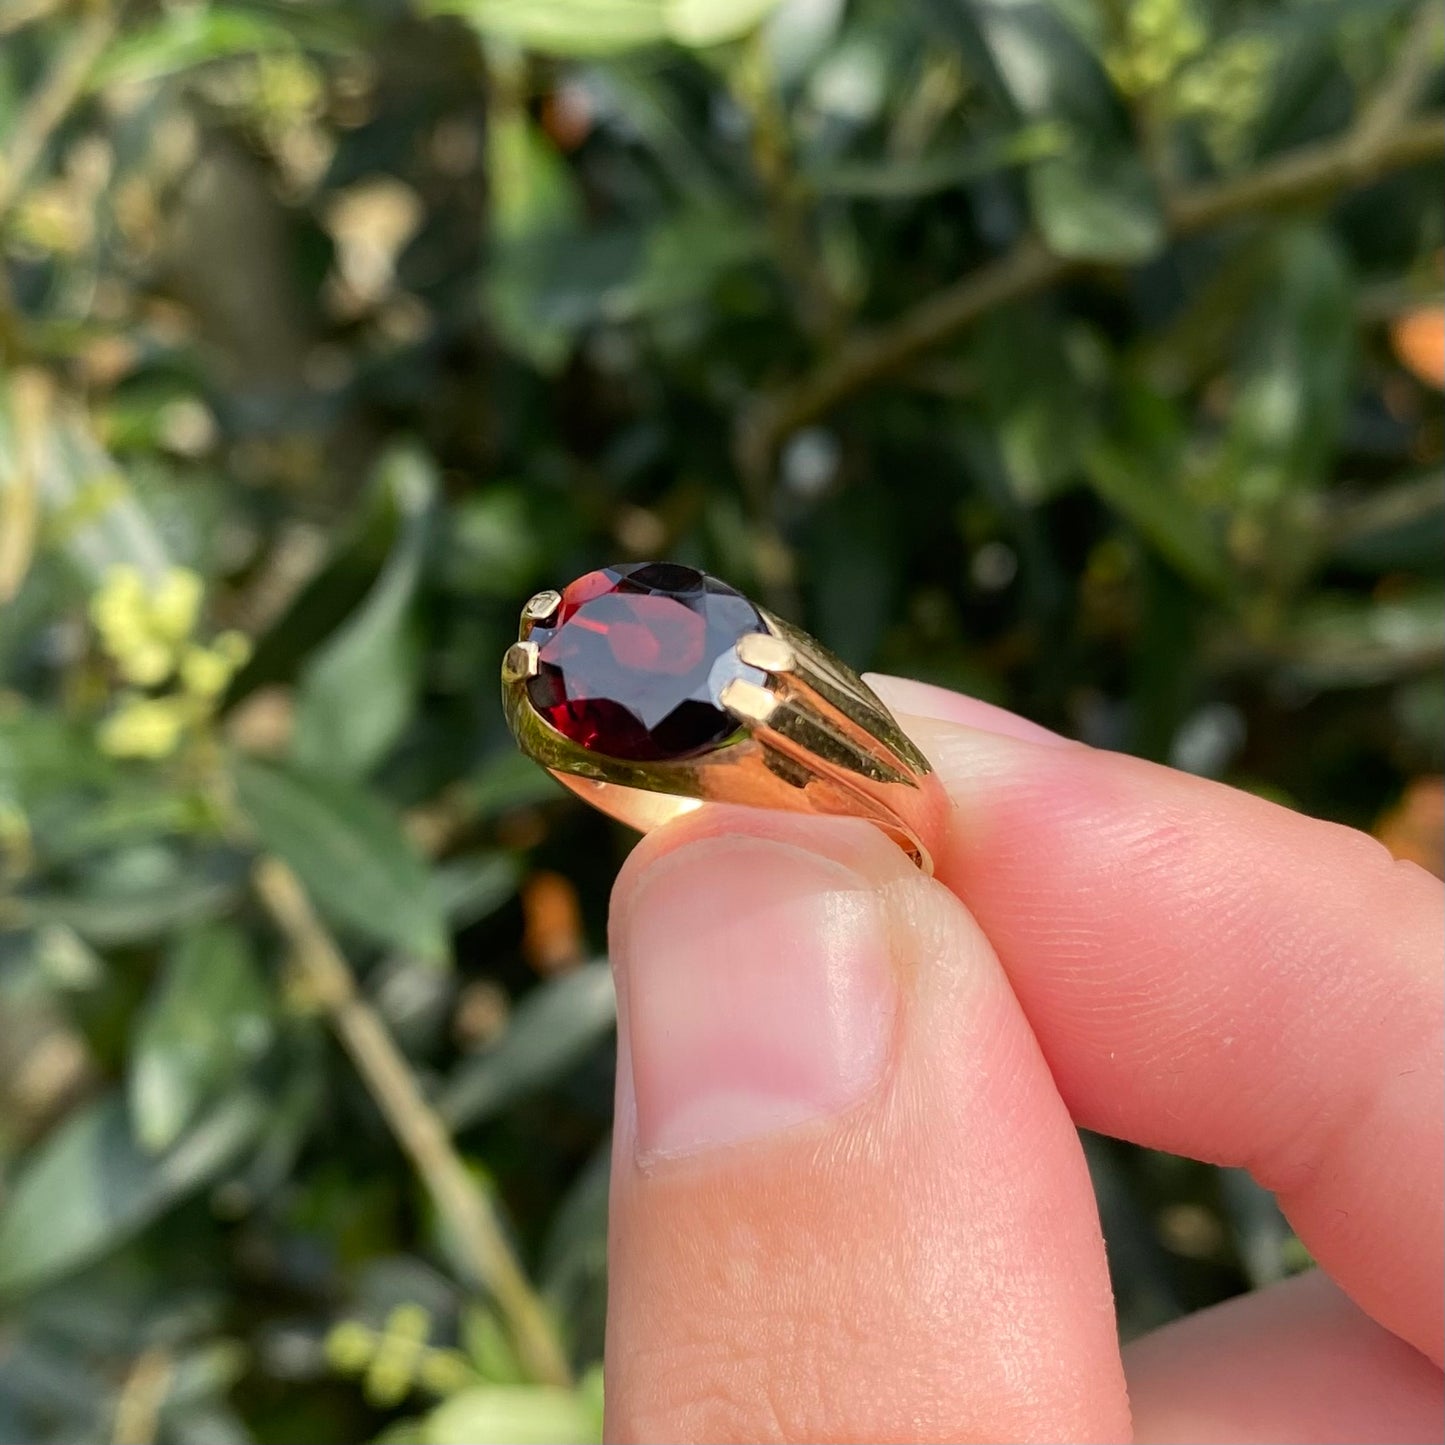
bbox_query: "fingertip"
[603,807,1130,1443]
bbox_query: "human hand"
[600,676,1443,1443]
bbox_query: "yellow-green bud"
[212,630,253,668]
[149,567,204,643]
[116,640,175,687]
[179,645,234,699]
[98,696,187,759]
[324,1320,378,1374]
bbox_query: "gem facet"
[525,563,767,760]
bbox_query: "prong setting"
[719,677,777,724]
[522,589,562,625]
[735,631,796,674]
[502,640,540,682]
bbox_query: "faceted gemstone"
[525,563,766,761]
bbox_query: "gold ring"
[501,563,945,872]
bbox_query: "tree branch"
[1351,2,1444,158]
[736,239,1058,484]
[733,32,841,344]
[1318,470,1445,548]
[1168,112,1444,233]
[739,111,1445,482]
[253,857,573,1389]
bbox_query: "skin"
[601,675,1444,1444]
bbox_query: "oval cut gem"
[525,563,766,761]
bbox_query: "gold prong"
[522,589,562,624]
[502,640,540,682]
[719,677,777,724]
[736,631,796,674]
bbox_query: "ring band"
[501,563,945,872]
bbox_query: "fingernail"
[615,836,896,1160]
[865,674,1071,747]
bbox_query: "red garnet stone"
[525,563,768,761]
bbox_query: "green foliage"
[421,1373,604,1445]
[129,924,273,1152]
[935,0,1168,259]
[429,0,782,54]
[440,963,618,1130]
[231,757,450,963]
[0,1093,267,1302]
[1,0,1441,1440]
[291,448,435,781]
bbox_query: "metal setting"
[717,675,777,724]
[503,593,944,871]
[734,631,796,674]
[521,589,562,624]
[502,640,540,682]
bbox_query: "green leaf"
[292,448,435,780]
[90,8,331,89]
[971,308,1096,504]
[426,0,669,56]
[807,487,898,667]
[807,123,1065,199]
[29,922,105,990]
[226,465,415,705]
[0,711,118,806]
[433,852,522,928]
[0,384,169,586]
[580,61,728,204]
[461,1305,526,1385]
[440,963,615,1129]
[665,0,781,48]
[540,1142,610,1365]
[488,114,583,245]
[487,208,764,370]
[1027,143,1164,262]
[441,488,546,599]
[232,756,449,963]
[25,787,202,866]
[487,229,639,372]
[18,853,246,945]
[1221,227,1355,497]
[928,0,1115,121]
[625,208,766,317]
[0,1092,265,1301]
[929,0,1163,261]
[129,924,274,1153]
[422,1384,599,1445]
[1083,441,1234,599]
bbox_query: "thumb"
[603,808,1129,1444]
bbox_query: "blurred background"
[0,0,1442,1440]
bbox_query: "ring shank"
[547,750,946,873]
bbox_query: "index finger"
[870,676,1445,1365]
